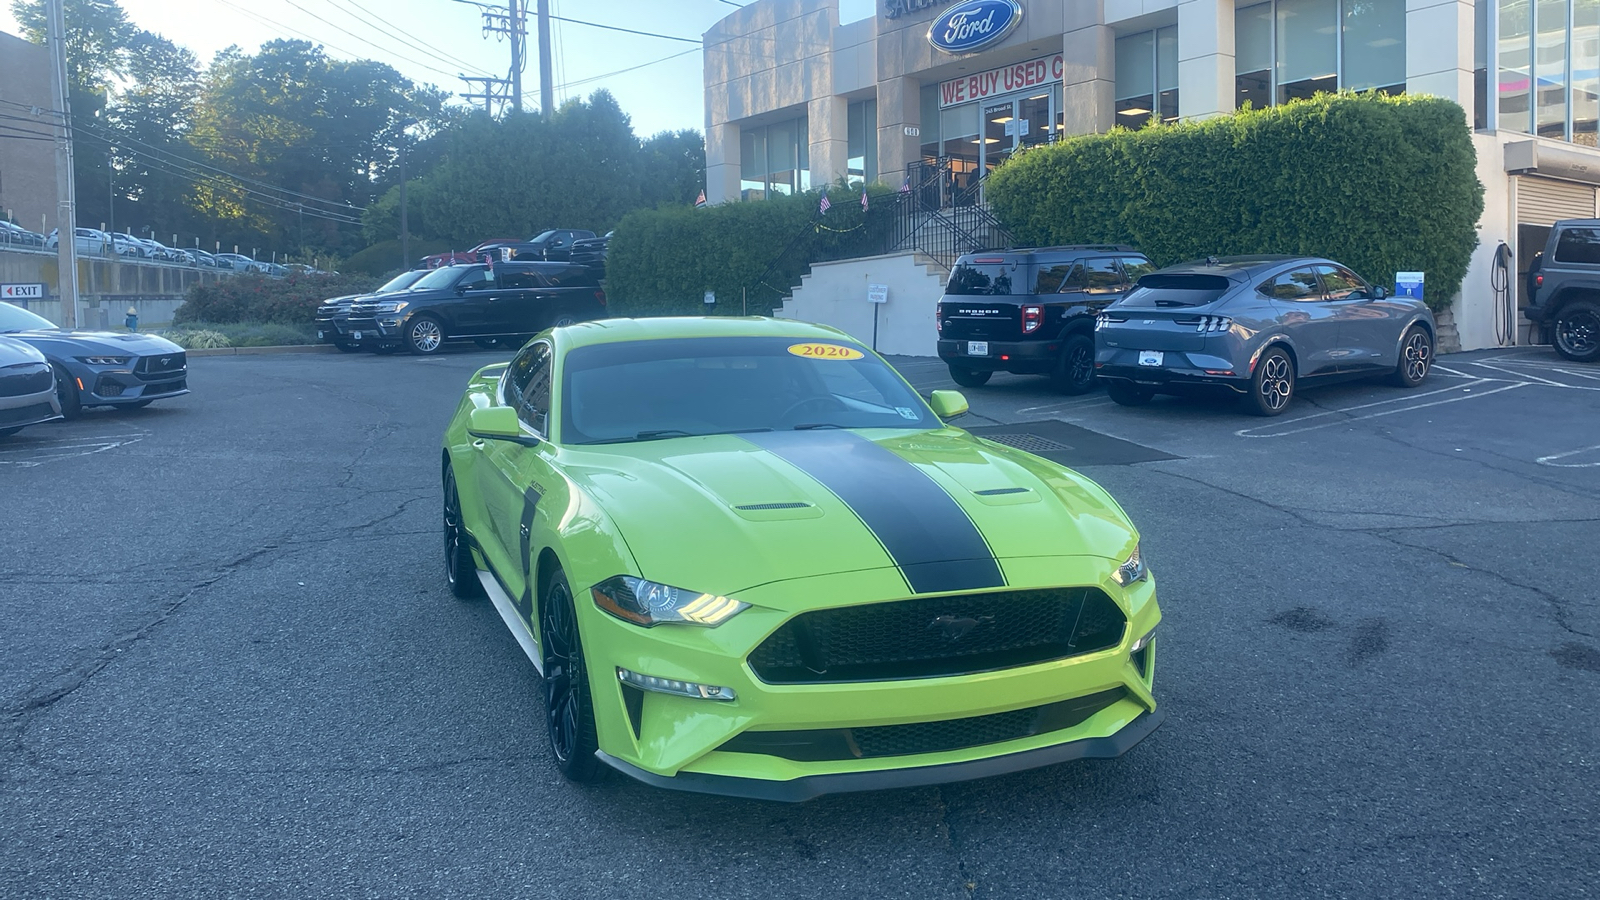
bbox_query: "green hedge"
[174,272,381,325]
[986,92,1483,311]
[607,184,898,317]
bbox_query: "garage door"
[1516,176,1598,226]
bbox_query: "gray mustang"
[1094,256,1435,416]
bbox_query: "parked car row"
[421,229,601,270]
[4,224,302,277]
[0,301,189,439]
[314,260,607,356]
[937,248,1437,417]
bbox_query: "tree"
[640,130,706,210]
[101,32,201,240]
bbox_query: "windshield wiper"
[792,422,847,430]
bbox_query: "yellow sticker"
[787,342,864,361]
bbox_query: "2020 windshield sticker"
[787,343,864,360]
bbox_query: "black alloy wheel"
[443,466,483,600]
[1388,325,1434,387]
[1050,334,1097,394]
[1247,347,1295,416]
[947,365,992,388]
[52,364,82,420]
[548,311,579,330]
[1106,381,1154,407]
[540,567,604,782]
[1553,299,1600,363]
[406,315,446,355]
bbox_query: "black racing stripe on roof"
[744,431,1005,594]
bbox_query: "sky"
[0,0,876,137]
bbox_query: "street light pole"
[399,132,409,270]
[47,0,78,327]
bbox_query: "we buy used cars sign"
[939,54,1065,108]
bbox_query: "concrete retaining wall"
[775,251,949,357]
[1,246,224,327]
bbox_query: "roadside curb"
[187,345,337,357]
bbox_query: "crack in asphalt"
[934,786,979,898]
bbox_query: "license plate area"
[967,341,989,357]
[1138,350,1163,367]
[352,331,363,340]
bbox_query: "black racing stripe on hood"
[745,431,1005,594]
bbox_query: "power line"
[270,0,481,81]
[325,0,496,77]
[555,47,699,91]
[546,14,699,43]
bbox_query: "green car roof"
[555,316,859,350]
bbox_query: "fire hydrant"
[125,306,138,332]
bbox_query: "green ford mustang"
[440,316,1162,801]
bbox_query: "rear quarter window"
[1120,274,1233,307]
[1554,227,1600,264]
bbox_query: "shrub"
[174,272,381,325]
[607,183,900,317]
[985,92,1484,311]
[162,329,232,350]
[160,322,317,347]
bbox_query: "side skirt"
[476,569,545,676]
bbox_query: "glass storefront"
[1115,26,1179,128]
[918,56,1065,199]
[847,99,878,185]
[1235,0,1405,109]
[1498,0,1600,144]
[740,115,810,200]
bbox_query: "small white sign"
[703,290,715,305]
[868,283,889,304]
[903,125,920,137]
[1,283,43,300]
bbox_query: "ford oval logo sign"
[927,0,1023,55]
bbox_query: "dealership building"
[703,0,1600,352]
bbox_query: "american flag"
[899,174,911,193]
[819,188,830,215]
[694,189,707,208]
[861,187,869,211]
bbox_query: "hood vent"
[735,502,812,510]
[974,487,1030,496]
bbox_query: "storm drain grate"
[980,433,1074,453]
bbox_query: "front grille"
[748,587,1127,684]
[95,379,125,397]
[720,688,1128,761]
[134,352,186,376]
[0,401,54,426]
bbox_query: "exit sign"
[1,283,44,300]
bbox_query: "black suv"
[1526,219,1600,362]
[344,261,607,355]
[936,246,1155,392]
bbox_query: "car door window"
[1055,263,1088,293]
[1083,258,1124,294]
[1316,265,1368,300]
[497,269,543,290]
[1034,263,1075,294]
[456,267,493,291]
[1260,268,1323,301]
[517,342,554,435]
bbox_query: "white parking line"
[1537,443,1600,468]
[1236,382,1525,438]
[0,432,148,467]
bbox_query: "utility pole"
[398,136,409,269]
[536,0,552,119]
[47,0,78,327]
[107,147,114,238]
[459,75,511,116]
[509,0,522,114]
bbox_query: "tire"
[1387,325,1434,387]
[540,567,604,783]
[1246,346,1295,416]
[52,364,82,420]
[948,365,992,388]
[442,466,483,600]
[1552,299,1600,363]
[1049,333,1097,394]
[405,315,447,355]
[334,341,361,352]
[1106,381,1154,407]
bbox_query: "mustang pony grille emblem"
[928,614,996,642]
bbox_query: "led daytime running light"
[617,667,737,701]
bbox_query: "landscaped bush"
[607,183,899,317]
[174,272,381,325]
[986,92,1484,311]
[161,322,317,347]
[161,329,232,350]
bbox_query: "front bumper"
[75,356,190,406]
[0,369,61,430]
[938,338,1058,373]
[579,557,1161,800]
[340,316,406,346]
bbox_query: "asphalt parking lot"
[2,345,1596,898]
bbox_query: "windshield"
[531,230,557,242]
[378,270,428,292]
[0,301,56,332]
[947,262,1020,295]
[411,265,480,291]
[561,336,939,445]
[1119,274,1233,308]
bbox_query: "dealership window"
[1235,1,1405,109]
[847,99,878,186]
[739,115,810,201]
[1476,0,1489,129]
[1115,27,1178,128]
[1497,0,1600,144]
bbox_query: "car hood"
[562,428,1136,597]
[6,329,184,356]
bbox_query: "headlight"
[1112,543,1147,586]
[592,575,748,627]
[372,300,408,313]
[78,356,130,365]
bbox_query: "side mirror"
[929,389,969,419]
[1372,285,1389,300]
[468,405,540,446]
